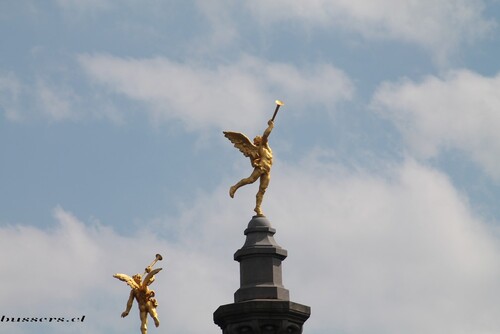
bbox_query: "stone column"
[214,216,311,334]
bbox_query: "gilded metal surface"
[114,254,163,334]
[224,100,283,216]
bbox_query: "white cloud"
[0,72,124,124]
[243,0,495,63]
[78,54,354,133]
[35,79,80,122]
[0,73,79,122]
[194,0,239,48]
[54,0,112,12]
[269,156,500,334]
[0,205,234,334]
[2,156,499,334]
[0,72,23,121]
[372,69,500,180]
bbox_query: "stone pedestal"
[214,216,311,334]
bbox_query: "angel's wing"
[142,267,162,288]
[113,273,140,290]
[223,131,259,161]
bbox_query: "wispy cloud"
[54,0,113,12]
[0,72,124,124]
[0,73,80,122]
[242,0,496,64]
[78,53,354,133]
[35,79,80,122]
[0,72,24,121]
[372,69,500,180]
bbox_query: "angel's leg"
[254,172,270,215]
[140,310,148,334]
[230,168,262,198]
[148,306,160,327]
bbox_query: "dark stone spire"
[234,215,289,302]
[214,216,311,334]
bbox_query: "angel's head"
[253,136,262,146]
[133,274,142,284]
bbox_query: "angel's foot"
[154,318,160,327]
[254,207,264,216]
[229,186,237,198]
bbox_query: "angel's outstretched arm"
[121,290,134,317]
[262,120,274,144]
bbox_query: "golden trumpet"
[271,100,284,121]
[144,253,163,274]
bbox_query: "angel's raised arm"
[261,119,274,143]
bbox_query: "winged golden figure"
[113,267,162,334]
[224,119,275,216]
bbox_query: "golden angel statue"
[224,100,283,216]
[113,254,163,334]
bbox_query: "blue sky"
[2,1,500,333]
